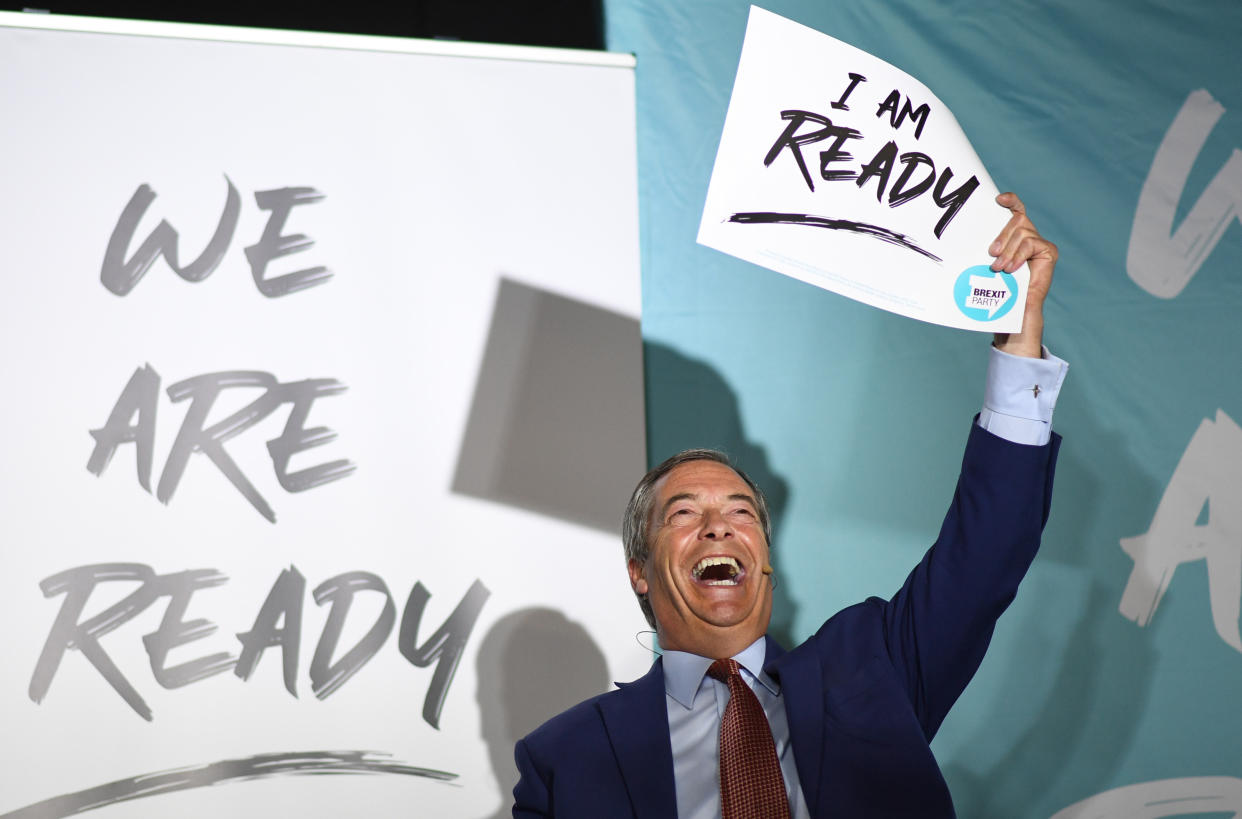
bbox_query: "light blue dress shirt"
[663,344,1068,819]
[665,637,810,819]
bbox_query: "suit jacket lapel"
[767,635,826,817]
[598,658,678,818]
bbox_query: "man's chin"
[689,599,769,635]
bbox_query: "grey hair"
[621,449,773,628]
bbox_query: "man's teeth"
[693,556,742,585]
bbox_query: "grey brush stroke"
[0,750,456,818]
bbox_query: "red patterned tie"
[707,658,792,819]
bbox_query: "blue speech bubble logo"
[954,265,1018,322]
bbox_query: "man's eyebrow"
[657,492,696,522]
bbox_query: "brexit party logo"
[953,265,1017,322]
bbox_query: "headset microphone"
[761,565,774,575]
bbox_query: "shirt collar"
[662,636,780,709]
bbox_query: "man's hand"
[989,192,1056,358]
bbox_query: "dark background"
[0,2,604,49]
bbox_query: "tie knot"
[707,658,741,682]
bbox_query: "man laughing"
[513,193,1067,818]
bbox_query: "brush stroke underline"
[729,211,943,262]
[1,750,456,818]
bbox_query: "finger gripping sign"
[698,6,1028,332]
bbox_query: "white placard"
[699,6,1027,332]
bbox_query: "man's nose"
[701,509,732,539]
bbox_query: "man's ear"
[627,558,648,595]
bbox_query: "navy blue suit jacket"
[514,423,1061,817]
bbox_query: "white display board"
[0,13,646,818]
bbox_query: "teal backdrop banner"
[605,0,1242,815]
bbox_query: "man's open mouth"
[692,556,743,586]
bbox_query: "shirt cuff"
[976,344,1069,446]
